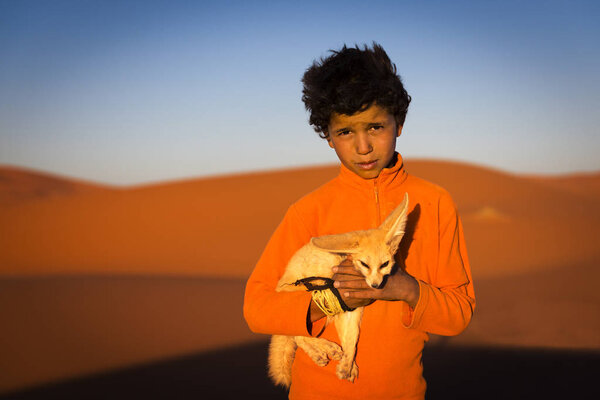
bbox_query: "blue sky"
[1,0,598,185]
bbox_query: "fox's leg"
[334,308,364,382]
[295,336,343,366]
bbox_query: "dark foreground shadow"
[3,342,599,400]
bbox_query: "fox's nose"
[370,282,381,289]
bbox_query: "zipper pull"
[373,184,381,225]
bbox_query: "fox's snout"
[364,273,387,289]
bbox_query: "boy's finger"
[332,274,364,285]
[343,289,377,299]
[332,264,361,275]
[334,279,370,289]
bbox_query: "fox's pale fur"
[268,193,409,388]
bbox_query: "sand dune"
[442,257,600,350]
[0,276,256,393]
[0,165,338,277]
[0,165,111,206]
[466,206,510,222]
[1,160,599,393]
[525,172,600,200]
[1,160,598,278]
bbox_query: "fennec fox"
[268,193,409,388]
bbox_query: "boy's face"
[327,104,402,180]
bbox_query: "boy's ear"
[311,232,360,254]
[381,193,409,253]
[327,136,335,149]
[396,125,403,137]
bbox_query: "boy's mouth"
[356,160,378,170]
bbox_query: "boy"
[244,43,475,400]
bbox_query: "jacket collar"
[337,152,408,191]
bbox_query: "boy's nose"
[355,133,373,155]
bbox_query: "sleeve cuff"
[306,298,327,336]
[401,279,428,329]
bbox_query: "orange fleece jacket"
[244,154,475,400]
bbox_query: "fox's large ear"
[311,232,360,254]
[382,193,409,254]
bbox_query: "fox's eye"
[379,261,389,270]
[360,261,370,269]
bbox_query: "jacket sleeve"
[401,191,476,335]
[243,204,316,336]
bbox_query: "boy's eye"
[379,261,389,269]
[337,130,351,136]
[360,261,370,269]
[369,125,383,132]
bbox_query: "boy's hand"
[332,259,375,309]
[333,259,420,309]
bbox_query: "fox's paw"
[303,344,329,367]
[316,340,343,361]
[336,360,359,382]
[297,338,342,367]
[306,341,342,367]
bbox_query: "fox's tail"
[268,335,297,388]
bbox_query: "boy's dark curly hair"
[302,42,411,139]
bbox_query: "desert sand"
[1,160,599,395]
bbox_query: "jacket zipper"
[374,182,381,226]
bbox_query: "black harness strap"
[294,276,356,312]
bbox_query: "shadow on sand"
[3,341,598,400]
